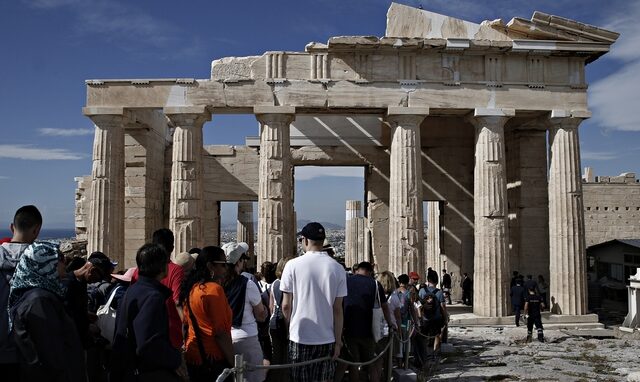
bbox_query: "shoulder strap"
[373,279,381,308]
[186,287,211,365]
[104,285,121,309]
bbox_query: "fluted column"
[386,107,428,276]
[84,108,126,266]
[237,202,255,268]
[345,200,362,267]
[255,106,295,265]
[548,111,589,315]
[470,108,514,317]
[426,201,441,271]
[165,107,210,256]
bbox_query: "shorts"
[423,318,445,337]
[342,336,375,363]
[288,341,335,382]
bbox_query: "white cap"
[221,242,250,264]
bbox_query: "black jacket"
[111,276,181,379]
[11,287,86,381]
[510,284,526,306]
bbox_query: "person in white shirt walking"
[281,222,347,382]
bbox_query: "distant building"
[583,168,640,248]
[587,239,640,283]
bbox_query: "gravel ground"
[415,326,640,381]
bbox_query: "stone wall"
[584,173,640,247]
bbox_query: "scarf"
[8,242,66,312]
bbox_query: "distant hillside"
[221,220,343,232]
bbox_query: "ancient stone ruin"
[76,3,619,317]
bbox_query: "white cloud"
[581,150,618,161]
[0,144,84,160]
[23,0,181,50]
[295,166,363,181]
[589,2,640,132]
[38,128,94,137]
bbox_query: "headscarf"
[8,241,66,311]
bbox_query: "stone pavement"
[414,326,640,381]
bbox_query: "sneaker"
[538,335,545,343]
[526,335,532,343]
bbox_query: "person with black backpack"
[417,272,448,358]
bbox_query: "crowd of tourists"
[0,205,474,382]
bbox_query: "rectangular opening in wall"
[203,114,259,146]
[294,166,364,266]
[219,201,258,269]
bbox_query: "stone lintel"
[387,106,430,116]
[254,106,296,115]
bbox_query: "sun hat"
[222,242,250,264]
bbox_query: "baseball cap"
[222,242,250,264]
[88,255,116,277]
[174,251,195,269]
[409,271,420,280]
[297,222,326,241]
[111,267,137,283]
[88,251,118,269]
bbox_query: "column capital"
[254,106,296,125]
[548,110,591,130]
[164,106,211,127]
[467,108,514,129]
[84,108,127,128]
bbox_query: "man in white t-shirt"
[281,222,347,382]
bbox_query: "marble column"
[237,202,255,268]
[386,107,428,276]
[255,106,295,265]
[426,201,441,271]
[84,107,126,266]
[548,111,589,315]
[345,200,362,267]
[165,106,210,256]
[470,108,514,317]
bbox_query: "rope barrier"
[214,317,449,381]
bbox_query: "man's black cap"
[297,222,326,241]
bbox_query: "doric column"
[386,107,428,276]
[254,106,295,264]
[426,201,441,271]
[83,107,126,266]
[345,200,362,268]
[237,202,255,268]
[164,106,210,256]
[547,110,589,315]
[470,108,514,317]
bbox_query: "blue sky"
[0,0,638,229]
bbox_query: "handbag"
[372,280,384,342]
[96,285,120,344]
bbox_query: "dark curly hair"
[179,246,225,305]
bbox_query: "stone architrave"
[83,107,126,266]
[237,202,255,268]
[165,106,211,256]
[255,106,295,265]
[386,107,429,276]
[470,108,514,317]
[548,111,589,315]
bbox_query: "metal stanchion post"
[387,335,394,382]
[404,332,410,370]
[234,354,244,382]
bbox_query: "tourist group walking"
[1,204,544,382]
